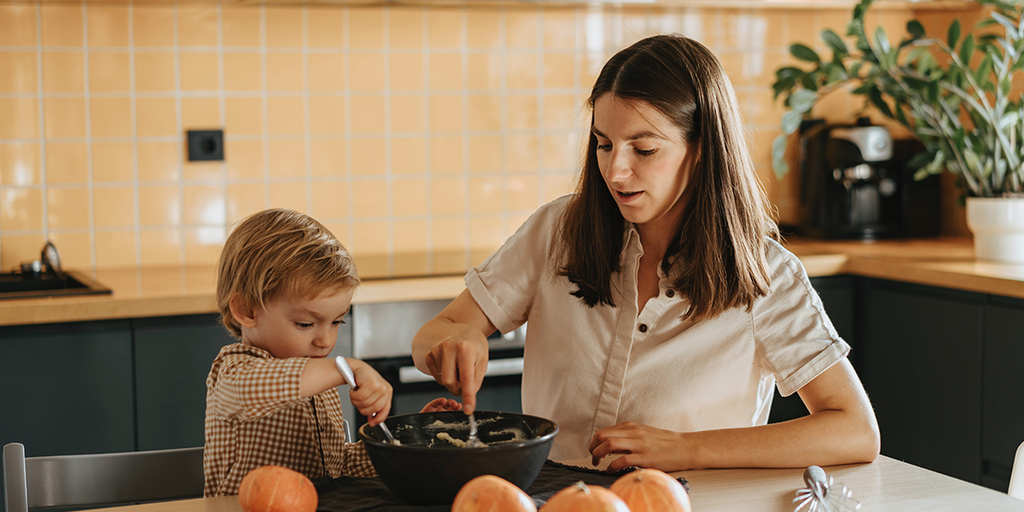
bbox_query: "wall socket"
[186,130,224,162]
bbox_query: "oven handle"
[398,357,524,384]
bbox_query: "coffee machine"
[798,118,940,239]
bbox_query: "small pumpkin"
[540,481,631,512]
[452,475,537,512]
[610,468,691,512]
[237,465,317,512]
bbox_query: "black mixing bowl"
[358,410,558,505]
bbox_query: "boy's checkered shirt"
[203,343,376,496]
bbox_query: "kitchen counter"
[3,237,1022,327]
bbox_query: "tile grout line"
[460,7,470,270]
[261,4,270,209]
[173,3,187,274]
[383,6,394,278]
[498,8,509,240]
[36,3,49,253]
[535,9,544,210]
[82,1,97,273]
[302,6,313,222]
[342,7,353,255]
[128,4,142,288]
[422,7,433,275]
[218,4,228,231]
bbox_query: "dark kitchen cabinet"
[133,314,235,451]
[0,320,136,455]
[767,276,1024,494]
[768,275,856,424]
[0,320,135,512]
[981,296,1024,492]
[860,279,984,485]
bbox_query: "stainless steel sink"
[0,270,112,300]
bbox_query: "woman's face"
[592,94,698,234]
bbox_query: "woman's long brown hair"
[557,34,779,322]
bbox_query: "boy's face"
[241,287,355,359]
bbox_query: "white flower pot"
[966,197,1024,264]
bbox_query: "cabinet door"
[861,279,983,484]
[0,320,135,456]
[0,320,135,512]
[769,275,855,424]
[133,315,235,450]
[981,298,1024,491]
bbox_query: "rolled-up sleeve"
[753,242,851,397]
[465,195,568,334]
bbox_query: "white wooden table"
[88,456,1024,512]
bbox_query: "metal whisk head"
[793,466,862,512]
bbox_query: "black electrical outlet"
[186,129,224,162]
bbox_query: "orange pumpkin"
[452,475,537,512]
[610,469,691,512]
[540,481,631,512]
[237,465,317,512]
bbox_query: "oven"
[345,299,526,426]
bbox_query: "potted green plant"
[771,0,1024,263]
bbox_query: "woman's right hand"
[423,327,489,414]
[412,289,498,416]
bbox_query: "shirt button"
[638,324,648,333]
[666,289,675,298]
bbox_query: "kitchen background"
[0,0,980,279]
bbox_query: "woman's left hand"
[589,422,690,473]
[419,397,463,413]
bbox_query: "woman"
[411,34,879,472]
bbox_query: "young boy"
[204,208,459,497]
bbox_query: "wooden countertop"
[83,456,1024,512]
[3,237,1023,327]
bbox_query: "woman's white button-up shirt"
[466,195,850,460]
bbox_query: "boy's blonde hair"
[217,208,359,339]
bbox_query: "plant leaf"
[965,149,982,173]
[991,11,1020,40]
[925,150,946,174]
[895,103,909,126]
[1000,110,1020,129]
[772,134,790,179]
[874,26,892,54]
[907,150,933,169]
[821,29,849,55]
[868,87,894,118]
[781,110,804,135]
[790,43,821,63]
[949,19,961,49]
[775,66,805,80]
[907,20,925,39]
[789,89,819,114]
[960,34,976,66]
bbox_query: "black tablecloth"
[313,461,689,512]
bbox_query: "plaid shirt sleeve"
[206,344,309,421]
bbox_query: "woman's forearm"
[412,317,454,373]
[591,359,880,472]
[682,407,880,469]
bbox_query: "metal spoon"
[334,356,397,445]
[466,412,485,448]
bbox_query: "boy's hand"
[347,359,393,427]
[419,398,462,413]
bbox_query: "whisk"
[793,465,862,512]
